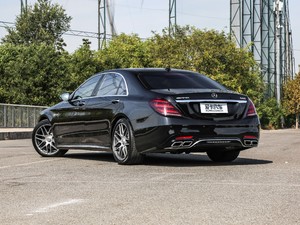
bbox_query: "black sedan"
[32,68,260,164]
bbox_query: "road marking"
[149,172,195,181]
[0,158,62,169]
[29,199,84,215]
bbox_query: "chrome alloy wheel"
[34,123,59,156]
[112,122,130,161]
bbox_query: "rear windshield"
[137,71,226,90]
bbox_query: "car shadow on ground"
[64,152,116,163]
[144,153,273,167]
[64,151,273,167]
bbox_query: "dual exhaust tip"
[171,141,193,148]
[170,137,259,149]
[243,139,258,147]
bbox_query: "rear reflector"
[243,135,257,139]
[175,136,193,141]
[150,99,182,117]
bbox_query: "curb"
[0,131,32,141]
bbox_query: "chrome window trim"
[69,72,129,102]
[70,73,103,101]
[96,72,129,97]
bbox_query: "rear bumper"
[167,137,258,150]
[135,123,260,153]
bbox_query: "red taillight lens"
[246,100,257,117]
[243,135,257,139]
[175,136,193,141]
[150,99,182,117]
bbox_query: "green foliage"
[2,0,71,49]
[96,33,148,69]
[145,27,192,69]
[144,26,264,103]
[0,0,283,129]
[66,39,99,92]
[282,73,300,129]
[257,98,283,129]
[0,19,265,116]
[0,43,69,106]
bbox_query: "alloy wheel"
[34,123,59,156]
[112,122,130,161]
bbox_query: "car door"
[52,74,102,147]
[82,72,128,147]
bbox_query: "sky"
[0,0,299,72]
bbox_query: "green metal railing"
[0,103,47,128]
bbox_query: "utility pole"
[230,0,294,100]
[98,0,106,50]
[169,0,177,36]
[21,0,27,14]
[106,0,116,37]
[274,0,283,107]
[274,0,285,127]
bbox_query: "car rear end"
[148,91,259,152]
[133,69,260,154]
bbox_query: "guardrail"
[0,103,47,128]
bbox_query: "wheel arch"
[38,115,50,123]
[37,111,54,124]
[110,113,132,138]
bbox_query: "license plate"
[200,103,228,113]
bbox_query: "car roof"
[103,68,193,74]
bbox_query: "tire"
[111,118,144,165]
[32,119,68,157]
[207,150,240,162]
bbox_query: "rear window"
[137,71,226,90]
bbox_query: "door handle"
[111,99,120,104]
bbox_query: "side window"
[97,73,127,96]
[72,75,101,99]
[116,79,127,95]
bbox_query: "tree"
[67,39,99,91]
[96,33,148,69]
[2,0,71,49]
[145,27,193,70]
[0,0,73,106]
[0,43,69,106]
[283,73,300,129]
[0,22,265,112]
[257,98,283,129]
[145,26,264,103]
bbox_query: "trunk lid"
[153,89,248,120]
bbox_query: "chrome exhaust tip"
[243,139,258,147]
[171,141,193,148]
[171,142,183,148]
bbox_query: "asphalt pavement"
[0,129,299,225]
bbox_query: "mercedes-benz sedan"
[32,68,260,164]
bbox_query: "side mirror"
[60,93,70,101]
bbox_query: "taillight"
[246,100,257,117]
[150,99,182,117]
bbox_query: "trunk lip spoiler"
[175,99,247,104]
